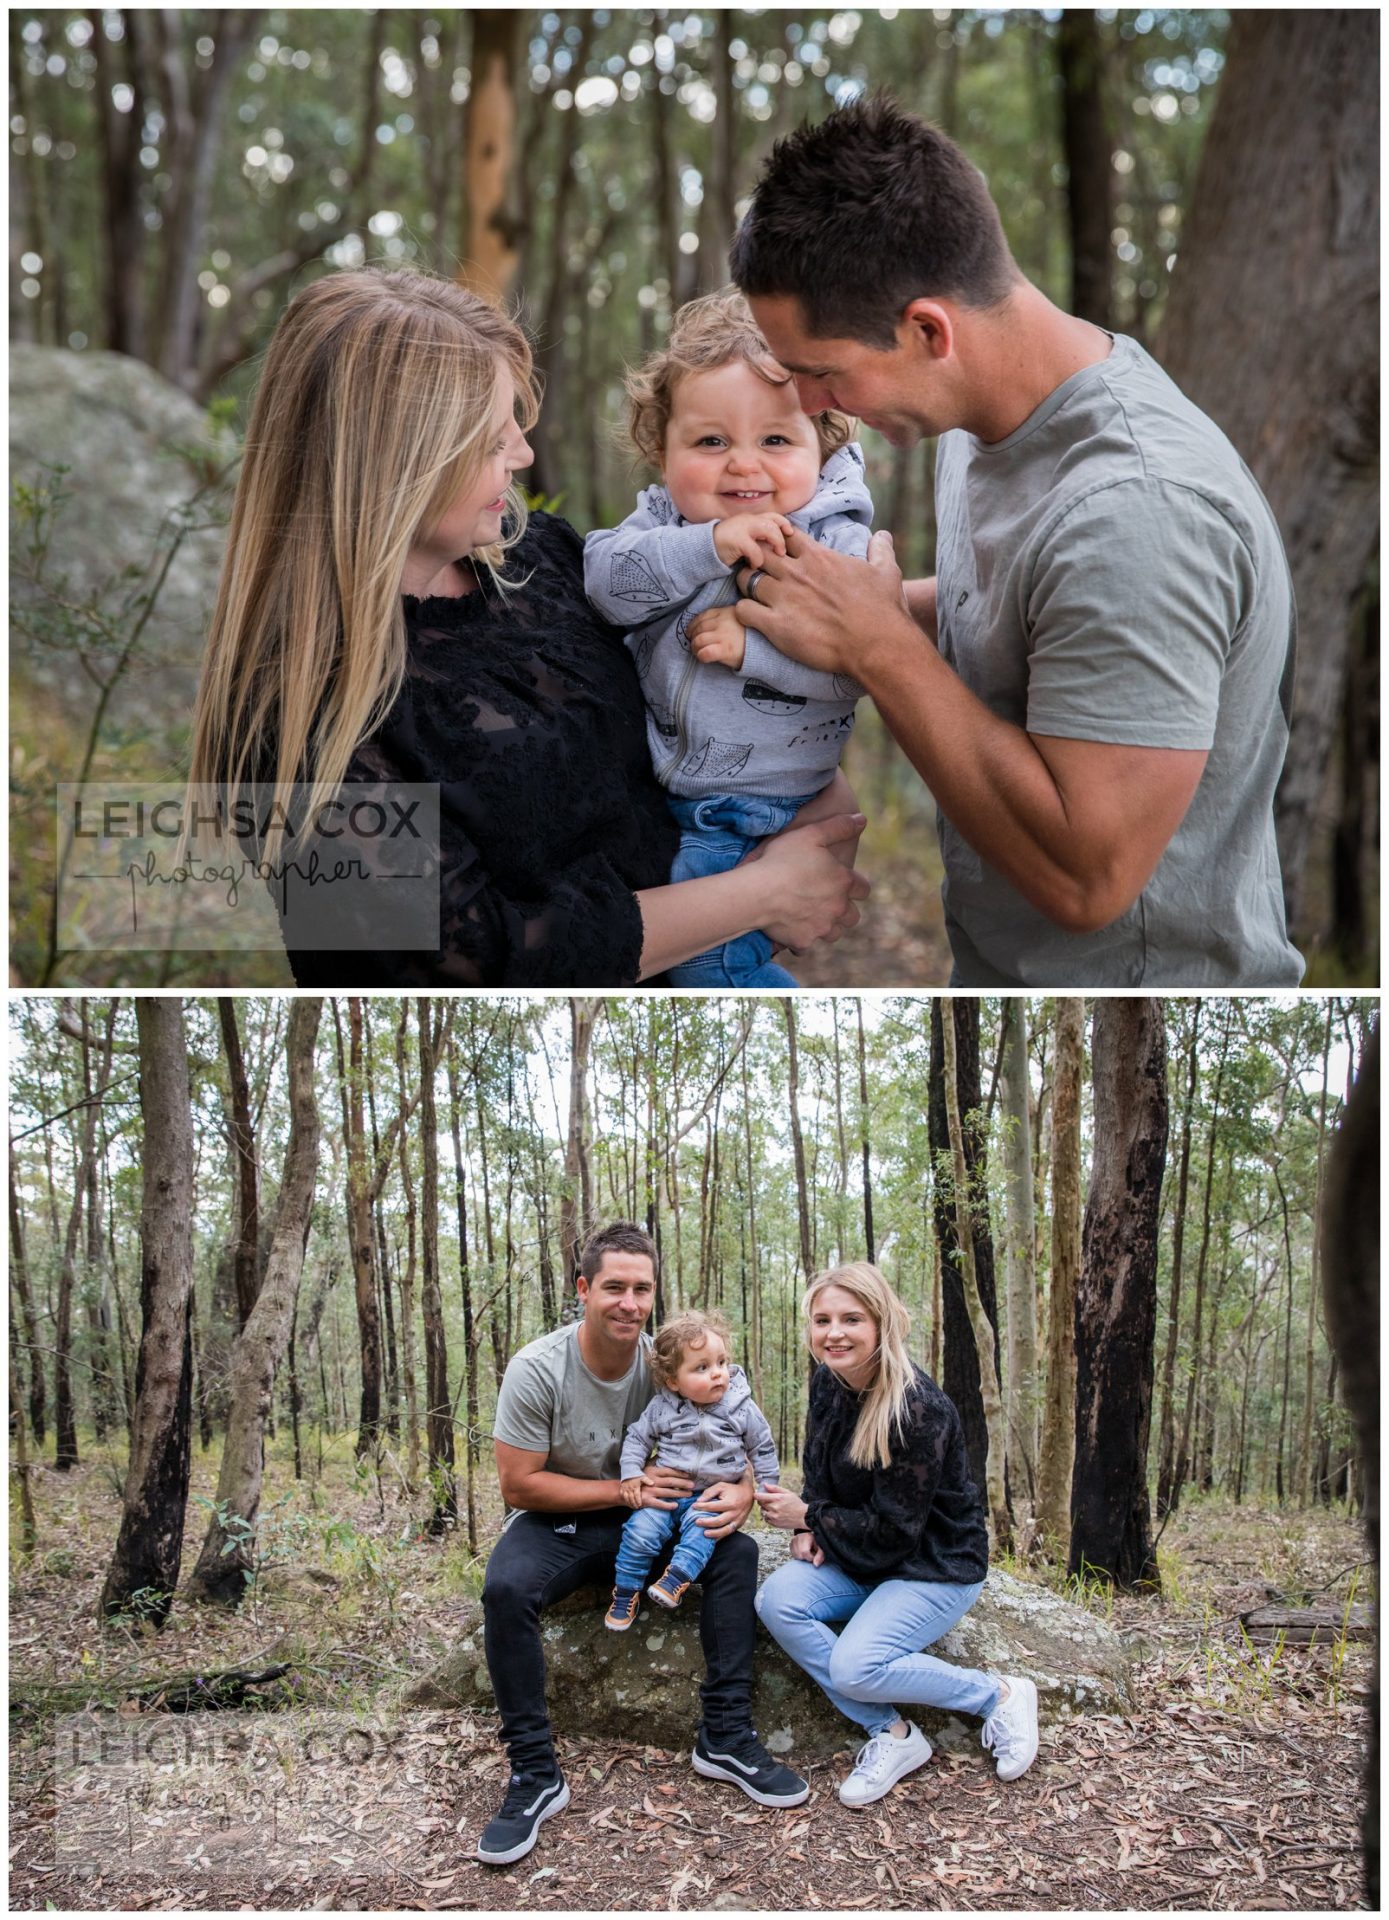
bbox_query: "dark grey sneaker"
[691,1728,810,1807]
[476,1767,570,1865]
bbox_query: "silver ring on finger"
[744,567,766,604]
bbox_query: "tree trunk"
[939,1004,1011,1550]
[1157,999,1201,1515]
[218,1000,260,1331]
[336,1000,383,1458]
[1069,1000,1166,1590]
[461,11,522,300]
[783,1002,814,1286]
[1036,996,1084,1559]
[928,1000,1002,1501]
[1156,11,1380,948]
[1170,1006,1233,1513]
[8,1151,45,1444]
[1301,1000,1335,1501]
[447,1040,481,1553]
[395,1013,422,1491]
[99,1001,195,1627]
[1319,1024,1379,1906]
[186,1001,323,1605]
[561,999,599,1294]
[417,1000,457,1534]
[856,999,875,1261]
[1000,1001,1040,1513]
[1056,9,1114,328]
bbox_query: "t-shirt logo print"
[609,551,668,604]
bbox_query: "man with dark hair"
[476,1222,807,1866]
[721,95,1302,989]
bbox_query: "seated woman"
[756,1262,1039,1807]
[186,267,868,987]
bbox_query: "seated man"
[477,1221,808,1866]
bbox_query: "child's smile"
[662,361,824,526]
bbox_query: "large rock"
[403,1531,1142,1758]
[9,343,236,712]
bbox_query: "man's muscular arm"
[739,533,1206,933]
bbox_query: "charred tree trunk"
[1070,1000,1167,1591]
[940,1004,1011,1550]
[1157,999,1201,1516]
[1037,997,1084,1559]
[1000,1001,1040,1514]
[1156,11,1380,950]
[99,1001,195,1628]
[928,999,1002,1499]
[218,1000,260,1331]
[186,1000,323,1605]
[1056,9,1114,328]
[1320,1023,1378,1906]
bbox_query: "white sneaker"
[981,1675,1039,1781]
[837,1722,932,1808]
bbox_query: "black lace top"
[284,513,679,987]
[801,1362,989,1585]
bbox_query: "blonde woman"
[187,268,868,986]
[755,1263,1039,1807]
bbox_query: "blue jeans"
[667,791,814,987]
[755,1558,998,1736]
[614,1496,717,1592]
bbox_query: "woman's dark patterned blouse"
[801,1362,989,1586]
[284,513,679,988]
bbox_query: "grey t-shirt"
[934,332,1303,987]
[492,1321,654,1486]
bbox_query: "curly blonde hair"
[648,1309,733,1390]
[625,285,853,472]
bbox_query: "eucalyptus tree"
[187,999,324,1605]
[1036,996,1083,1560]
[1070,999,1166,1591]
[99,1000,195,1628]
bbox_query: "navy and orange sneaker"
[647,1568,693,1610]
[604,1587,641,1631]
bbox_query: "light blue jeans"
[614,1496,716,1592]
[755,1558,998,1736]
[667,791,814,987]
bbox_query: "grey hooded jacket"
[619,1363,781,1489]
[583,443,875,799]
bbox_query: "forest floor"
[8,1437,1374,1912]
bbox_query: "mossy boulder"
[403,1531,1142,1759]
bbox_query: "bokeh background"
[8,8,1379,986]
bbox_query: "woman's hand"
[746,817,871,952]
[790,1530,826,1567]
[755,1485,809,1531]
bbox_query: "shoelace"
[982,1702,1020,1763]
[851,1734,898,1782]
[501,1771,554,1815]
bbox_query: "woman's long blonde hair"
[187,267,538,849]
[804,1262,915,1470]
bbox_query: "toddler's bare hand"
[688,604,746,670]
[713,512,795,570]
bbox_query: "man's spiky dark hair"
[730,93,1016,347]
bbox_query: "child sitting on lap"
[584,287,874,988]
[606,1309,780,1630]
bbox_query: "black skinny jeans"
[482,1506,759,1773]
